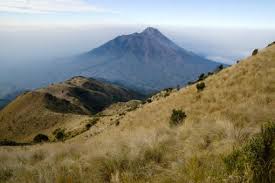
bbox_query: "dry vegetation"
[0,44,275,182]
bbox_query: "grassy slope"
[0,45,275,182]
[0,76,141,142]
[0,91,89,142]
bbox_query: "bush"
[198,73,206,81]
[170,109,187,127]
[86,118,99,130]
[252,49,258,56]
[56,132,65,141]
[224,122,275,183]
[196,82,206,92]
[33,134,49,143]
[53,128,65,141]
[218,64,224,70]
[163,88,174,92]
[214,64,224,73]
[146,98,152,103]
[207,72,213,76]
[86,123,92,130]
[163,88,174,97]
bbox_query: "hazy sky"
[1,0,275,28]
[0,0,275,66]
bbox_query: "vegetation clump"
[0,140,18,146]
[163,87,174,97]
[198,73,207,81]
[53,128,66,141]
[224,122,275,183]
[214,64,224,73]
[252,49,258,56]
[170,109,187,127]
[33,134,49,143]
[86,118,99,130]
[196,82,206,92]
[0,167,13,182]
[94,144,167,182]
[86,123,92,130]
[207,72,213,76]
[146,98,152,103]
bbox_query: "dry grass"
[0,45,275,182]
[0,91,89,142]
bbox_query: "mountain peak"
[82,27,220,92]
[141,27,162,35]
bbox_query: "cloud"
[0,0,114,14]
[206,55,233,64]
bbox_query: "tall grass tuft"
[224,122,275,183]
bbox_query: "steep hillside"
[65,27,221,93]
[0,76,142,142]
[0,44,274,183]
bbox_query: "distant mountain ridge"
[64,27,221,93]
[0,27,223,100]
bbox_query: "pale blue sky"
[1,0,275,28]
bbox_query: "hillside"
[65,27,221,93]
[0,90,25,110]
[0,43,274,182]
[0,76,142,142]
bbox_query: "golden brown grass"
[1,45,275,182]
[0,91,89,142]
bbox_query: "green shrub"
[56,132,65,141]
[53,128,66,141]
[163,88,174,92]
[224,122,275,183]
[146,98,152,103]
[207,72,213,76]
[86,123,92,130]
[198,73,206,81]
[170,109,187,127]
[214,64,224,73]
[252,49,258,56]
[115,120,120,126]
[163,88,174,97]
[33,134,49,143]
[196,82,206,92]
